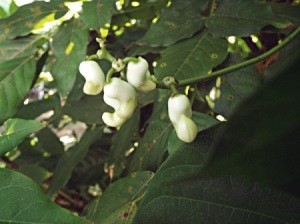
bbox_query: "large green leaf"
[129,90,172,172]
[137,0,208,47]
[0,1,67,40]
[0,56,36,124]
[51,20,89,96]
[211,63,262,118]
[81,0,115,30]
[0,118,44,156]
[63,94,110,125]
[0,168,91,224]
[205,0,286,37]
[155,32,228,81]
[134,52,300,224]
[204,62,300,192]
[0,35,46,61]
[108,110,140,179]
[47,127,102,196]
[85,171,154,224]
[270,3,300,26]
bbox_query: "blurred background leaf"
[0,56,36,124]
[51,20,89,96]
[0,118,44,156]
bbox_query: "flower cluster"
[79,57,156,128]
[79,55,198,143]
[168,94,198,143]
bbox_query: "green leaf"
[270,3,300,26]
[15,94,61,120]
[137,0,208,47]
[47,127,102,196]
[0,0,17,18]
[129,90,172,172]
[0,35,46,61]
[0,1,67,40]
[0,168,91,224]
[81,0,115,30]
[18,164,50,185]
[206,0,286,37]
[63,94,110,125]
[0,7,6,18]
[211,64,262,118]
[51,20,89,96]
[85,171,154,224]
[0,56,36,123]
[31,127,64,156]
[0,118,44,156]
[108,110,140,179]
[155,32,228,81]
[134,53,300,224]
[135,127,300,223]
[205,59,300,191]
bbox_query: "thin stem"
[106,68,116,83]
[97,48,115,62]
[123,57,139,64]
[170,84,179,94]
[156,27,300,88]
[86,54,98,60]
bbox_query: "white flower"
[102,78,137,127]
[79,61,105,95]
[126,57,156,92]
[168,94,192,124]
[175,115,198,143]
[168,94,198,143]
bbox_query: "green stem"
[156,27,300,88]
[106,68,116,83]
[123,57,139,64]
[170,84,179,94]
[97,48,115,62]
[86,54,98,60]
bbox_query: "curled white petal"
[168,94,192,124]
[103,94,120,110]
[135,71,156,92]
[104,77,136,101]
[79,61,105,95]
[138,79,156,92]
[126,57,149,87]
[175,115,198,143]
[116,99,137,118]
[102,77,137,127]
[102,112,126,127]
[126,57,156,92]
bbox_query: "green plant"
[0,0,299,223]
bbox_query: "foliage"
[0,0,299,223]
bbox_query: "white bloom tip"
[176,115,198,143]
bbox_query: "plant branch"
[156,27,300,88]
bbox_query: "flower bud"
[126,57,156,92]
[168,94,192,125]
[112,58,125,72]
[79,61,105,95]
[175,115,198,143]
